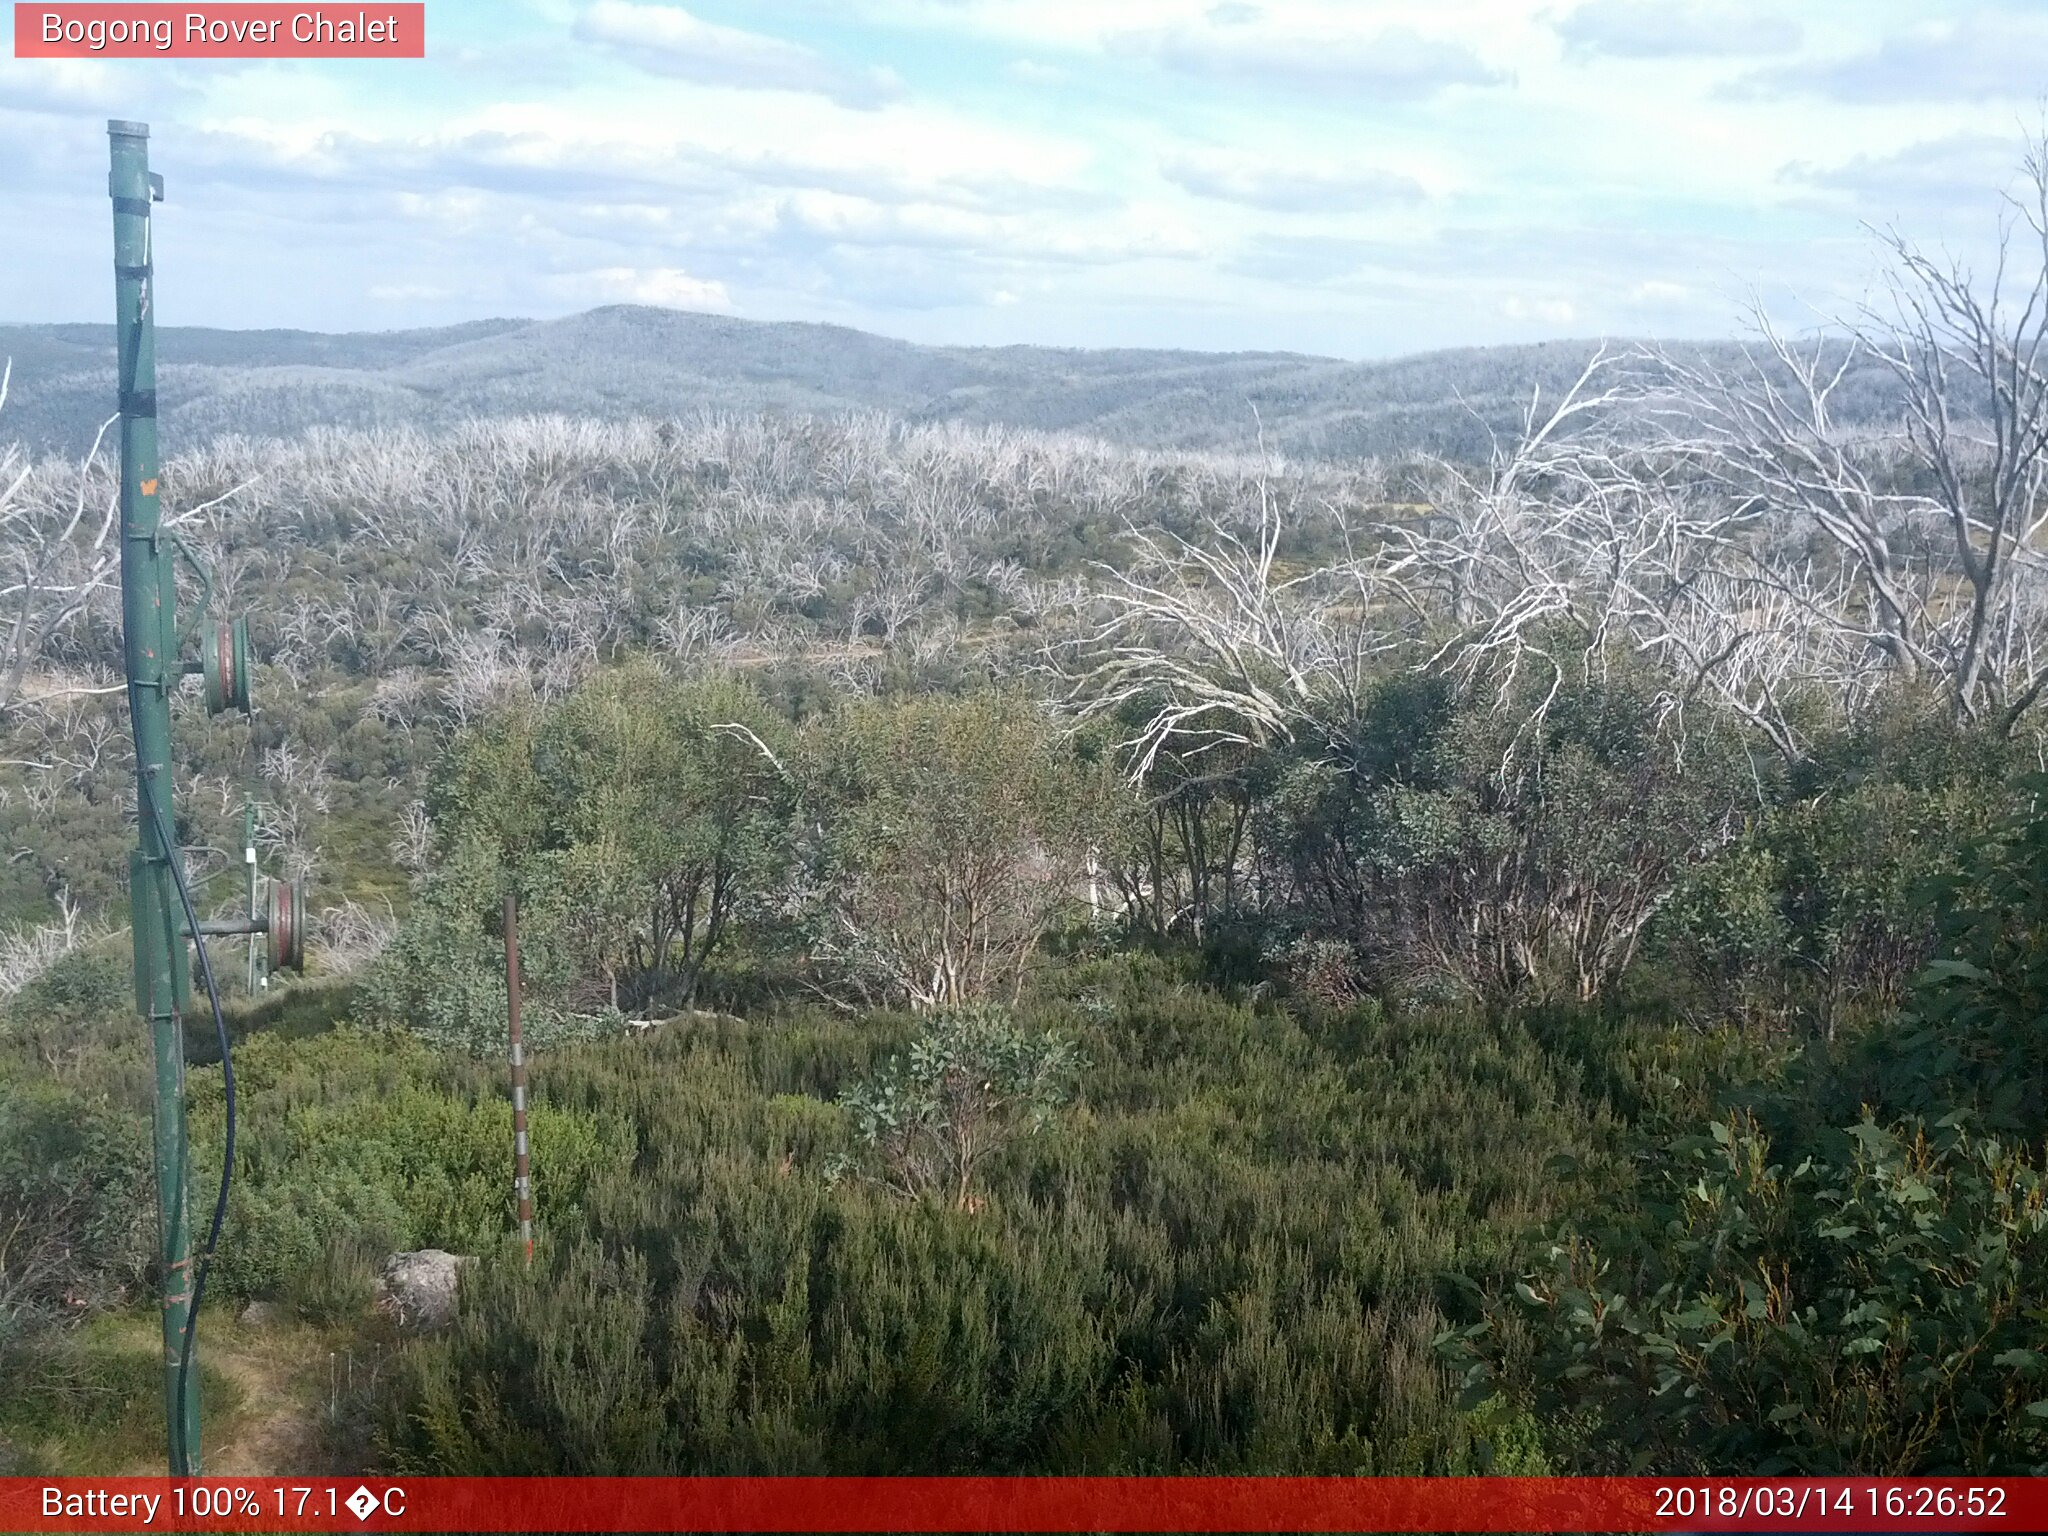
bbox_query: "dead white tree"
[313,896,396,973]
[1641,137,2048,737]
[390,798,434,874]
[439,628,535,725]
[1069,478,1401,775]
[0,365,121,714]
[655,605,741,669]
[850,565,932,645]
[1068,356,1627,778]
[1642,560,1868,762]
[0,891,95,998]
[262,740,334,815]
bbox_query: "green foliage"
[380,975,1618,1473]
[1835,774,2048,1133]
[282,1229,388,1325]
[796,691,1122,1008]
[11,947,128,1028]
[0,1316,243,1475]
[1101,718,1268,946]
[1270,664,1750,1003]
[1647,834,1791,1028]
[834,1007,1085,1207]
[531,665,792,1010]
[368,667,792,1041]
[0,1077,151,1367]
[358,839,581,1053]
[1,946,135,1074]
[360,832,630,1054]
[1460,1113,2048,1473]
[429,704,546,866]
[184,1028,636,1308]
[1647,700,2021,1035]
[14,389,2048,1481]
[1455,771,2048,1476]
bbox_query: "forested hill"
[1,306,1763,461]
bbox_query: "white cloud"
[1006,59,1066,84]
[764,187,1205,265]
[553,265,734,309]
[1736,12,2048,103]
[463,96,1094,209]
[1501,295,1577,324]
[573,1,903,107]
[836,0,1517,55]
[171,89,1097,217]
[1778,133,2027,227]
[4,58,136,109]
[0,55,223,117]
[1554,0,1802,59]
[1161,147,1429,211]
[1135,19,1506,95]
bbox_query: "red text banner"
[14,5,425,58]
[1,1476,2041,1533]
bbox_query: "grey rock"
[238,1299,284,1327]
[374,1249,474,1330]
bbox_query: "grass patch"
[0,1312,246,1474]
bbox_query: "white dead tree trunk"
[0,365,122,715]
[1064,354,1634,776]
[1069,481,1390,775]
[1642,136,2048,739]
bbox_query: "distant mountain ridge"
[0,305,1803,462]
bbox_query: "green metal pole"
[110,118,201,1477]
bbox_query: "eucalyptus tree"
[796,691,1120,1010]
[531,663,792,1010]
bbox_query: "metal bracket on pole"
[168,531,213,647]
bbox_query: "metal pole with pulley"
[505,893,534,1263]
[110,119,308,1478]
[109,114,202,1479]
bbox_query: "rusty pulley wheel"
[201,616,251,715]
[264,874,305,973]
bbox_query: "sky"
[1,0,2045,358]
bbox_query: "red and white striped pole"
[504,891,533,1264]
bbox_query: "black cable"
[138,763,235,1474]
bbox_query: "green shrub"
[281,1229,390,1325]
[1834,774,2048,1133]
[1453,779,2048,1475]
[0,1079,151,1366]
[0,1320,243,1473]
[184,1028,636,1302]
[833,1007,1084,1207]
[793,692,1122,1008]
[1644,701,2023,1036]
[380,986,1621,1473]
[9,947,129,1029]
[1266,664,1750,1004]
[1454,1112,2048,1474]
